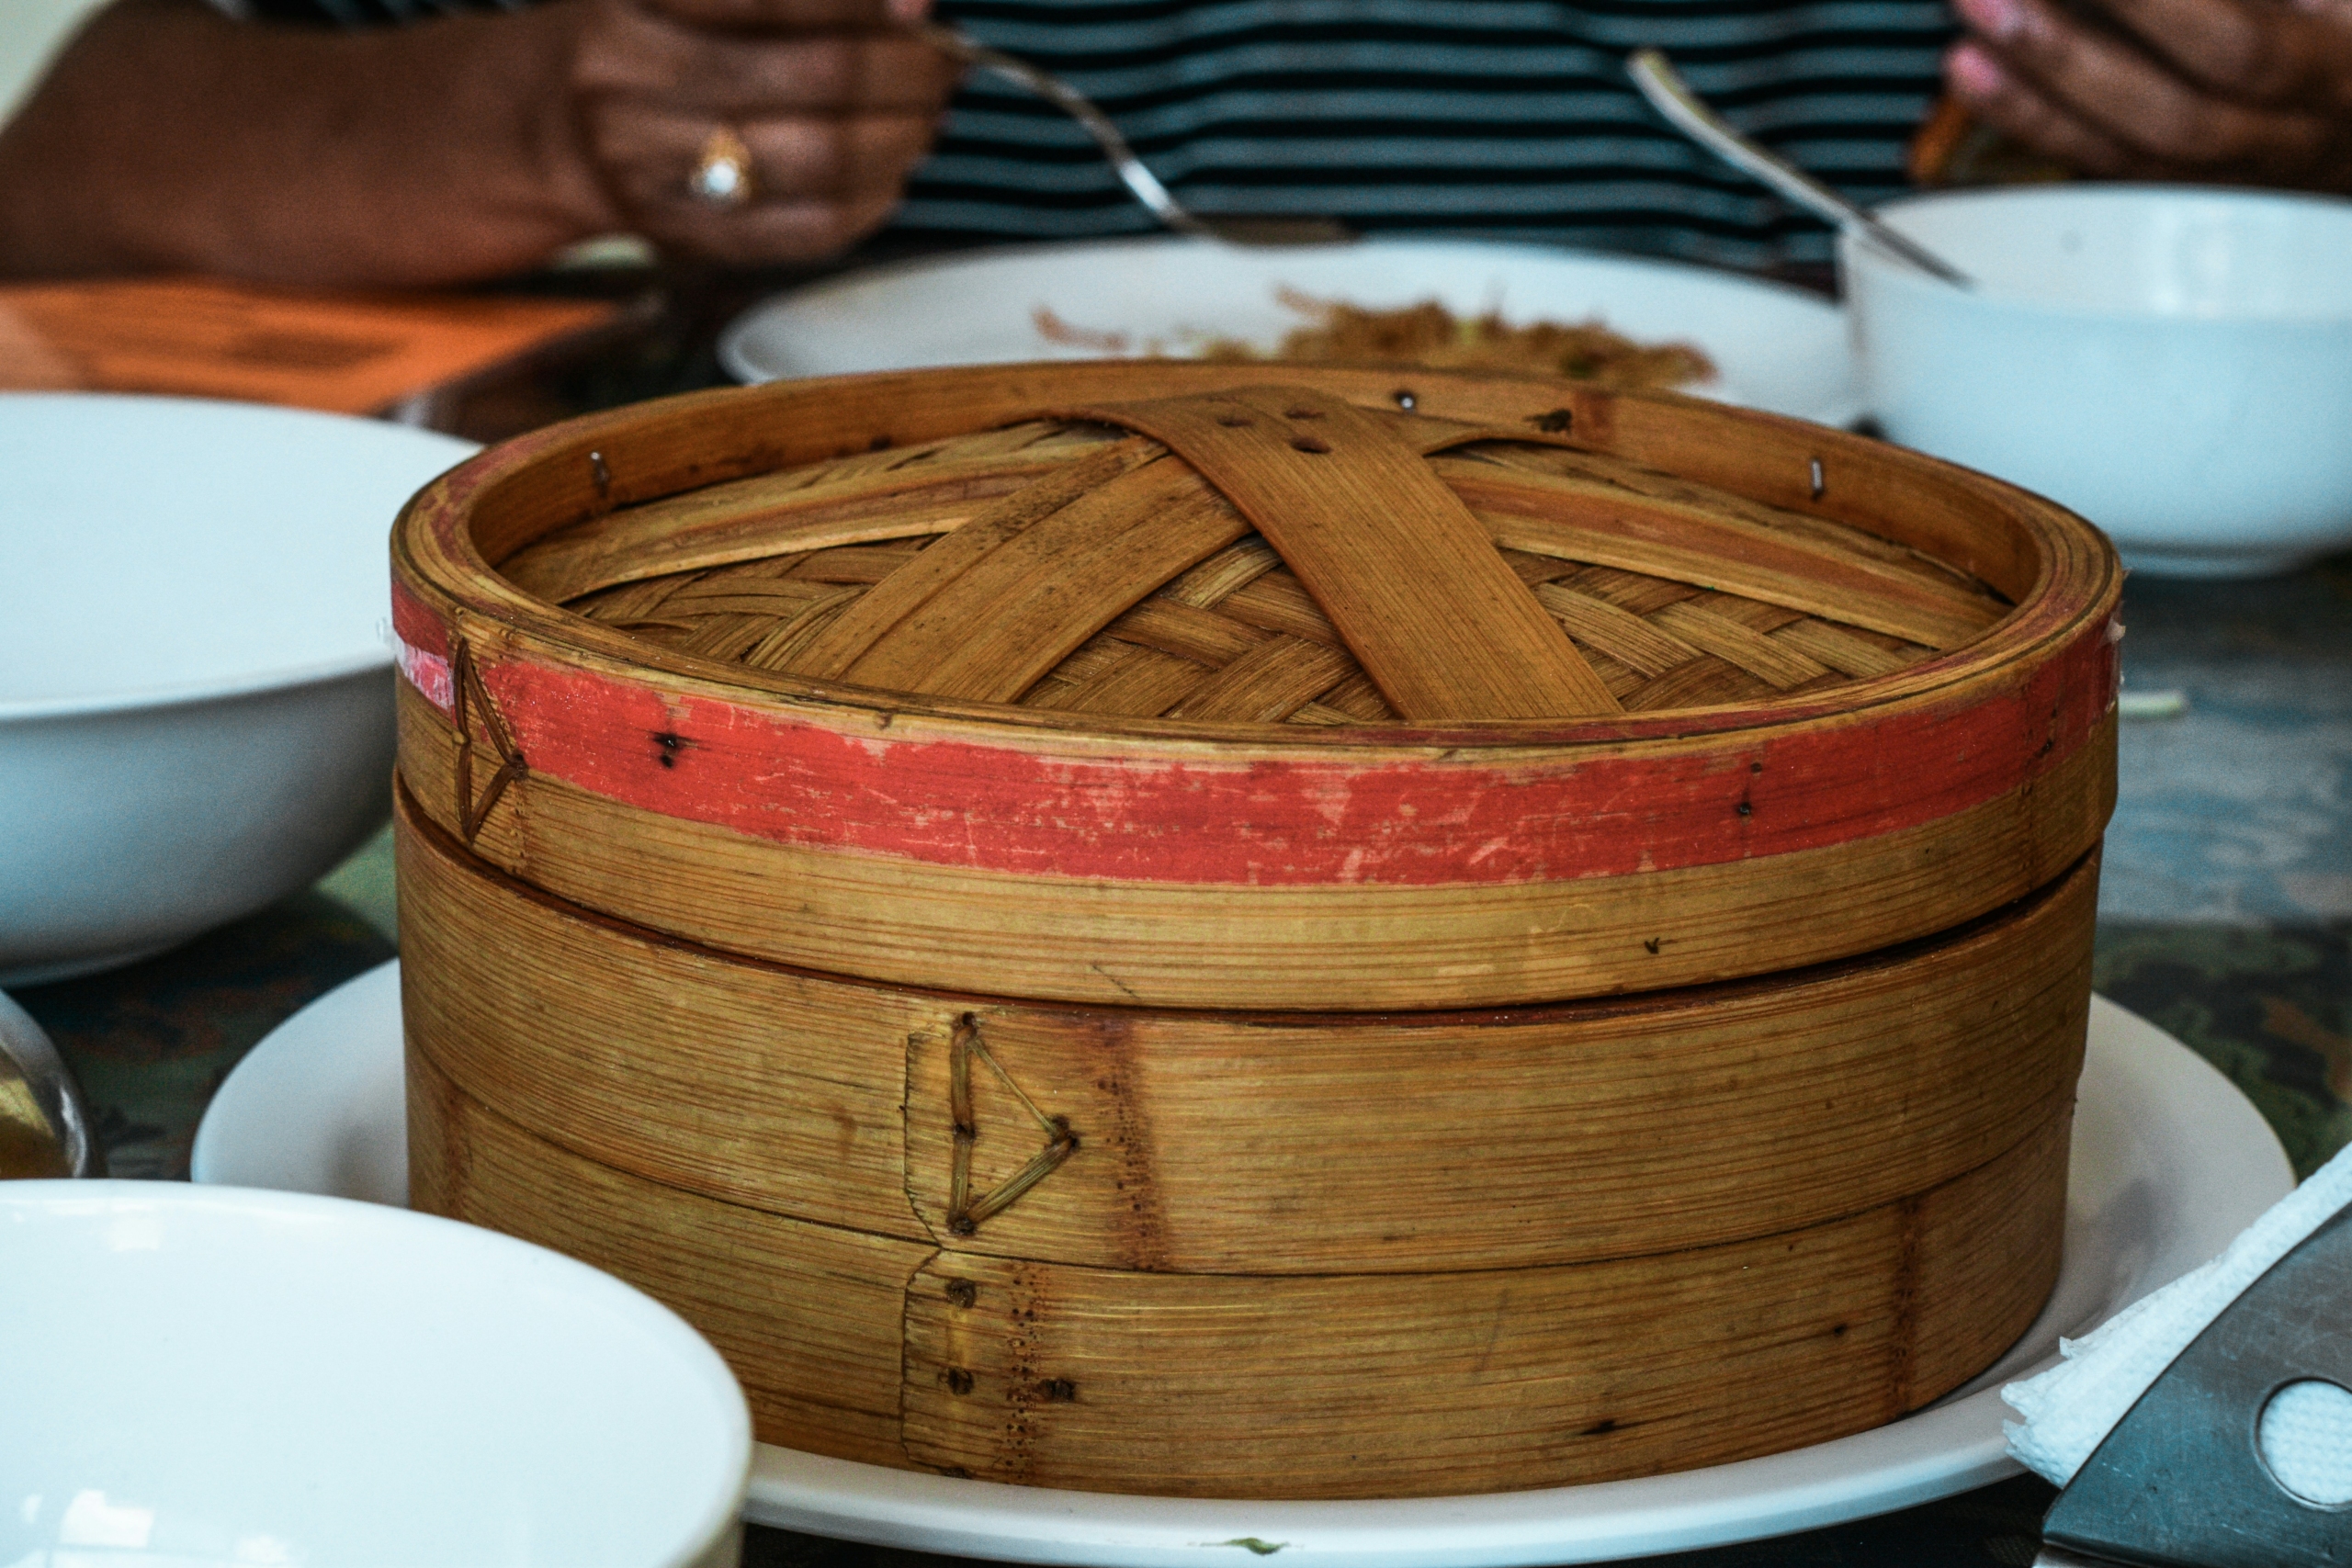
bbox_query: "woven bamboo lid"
[391,362,2118,1010]
[496,382,2008,727]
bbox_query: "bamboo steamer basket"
[390,362,2120,1500]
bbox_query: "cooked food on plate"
[1035,288,1715,390]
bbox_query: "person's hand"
[567,0,962,265]
[1943,0,2352,190]
[0,0,962,285]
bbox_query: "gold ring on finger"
[688,126,755,209]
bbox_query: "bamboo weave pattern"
[500,398,2009,724]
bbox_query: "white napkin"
[2005,1141,2352,1506]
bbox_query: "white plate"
[197,971,2290,1564]
[192,959,411,1207]
[718,238,1860,428]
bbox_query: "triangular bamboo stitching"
[449,636,526,844]
[946,1013,1079,1236]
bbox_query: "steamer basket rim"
[391,362,2122,755]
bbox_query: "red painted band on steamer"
[393,581,2114,888]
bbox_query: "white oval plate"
[718,238,1860,428]
[198,972,2289,1564]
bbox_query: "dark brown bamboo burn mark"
[450,637,526,844]
[946,1014,1080,1236]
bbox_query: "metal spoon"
[1627,50,1973,288]
[917,24,1350,246]
[0,987,101,1179]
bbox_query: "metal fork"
[916,24,1350,246]
[1627,49,1973,288]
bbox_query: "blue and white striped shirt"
[900,0,1953,267]
[247,0,1957,270]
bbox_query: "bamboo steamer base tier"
[399,783,2091,1499]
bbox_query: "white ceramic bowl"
[0,1181,750,1567]
[1841,186,2352,576]
[0,395,476,985]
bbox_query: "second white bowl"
[1842,186,2352,576]
[0,395,476,984]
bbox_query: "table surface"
[11,286,2349,1564]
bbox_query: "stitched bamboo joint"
[449,636,526,843]
[946,1013,1080,1238]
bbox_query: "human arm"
[0,0,959,287]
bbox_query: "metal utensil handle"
[1626,50,1973,288]
[2040,1200,2352,1567]
[918,24,1213,240]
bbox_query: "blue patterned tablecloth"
[2096,561,2352,1179]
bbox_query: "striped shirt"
[243,0,1956,270]
[904,0,1952,268]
